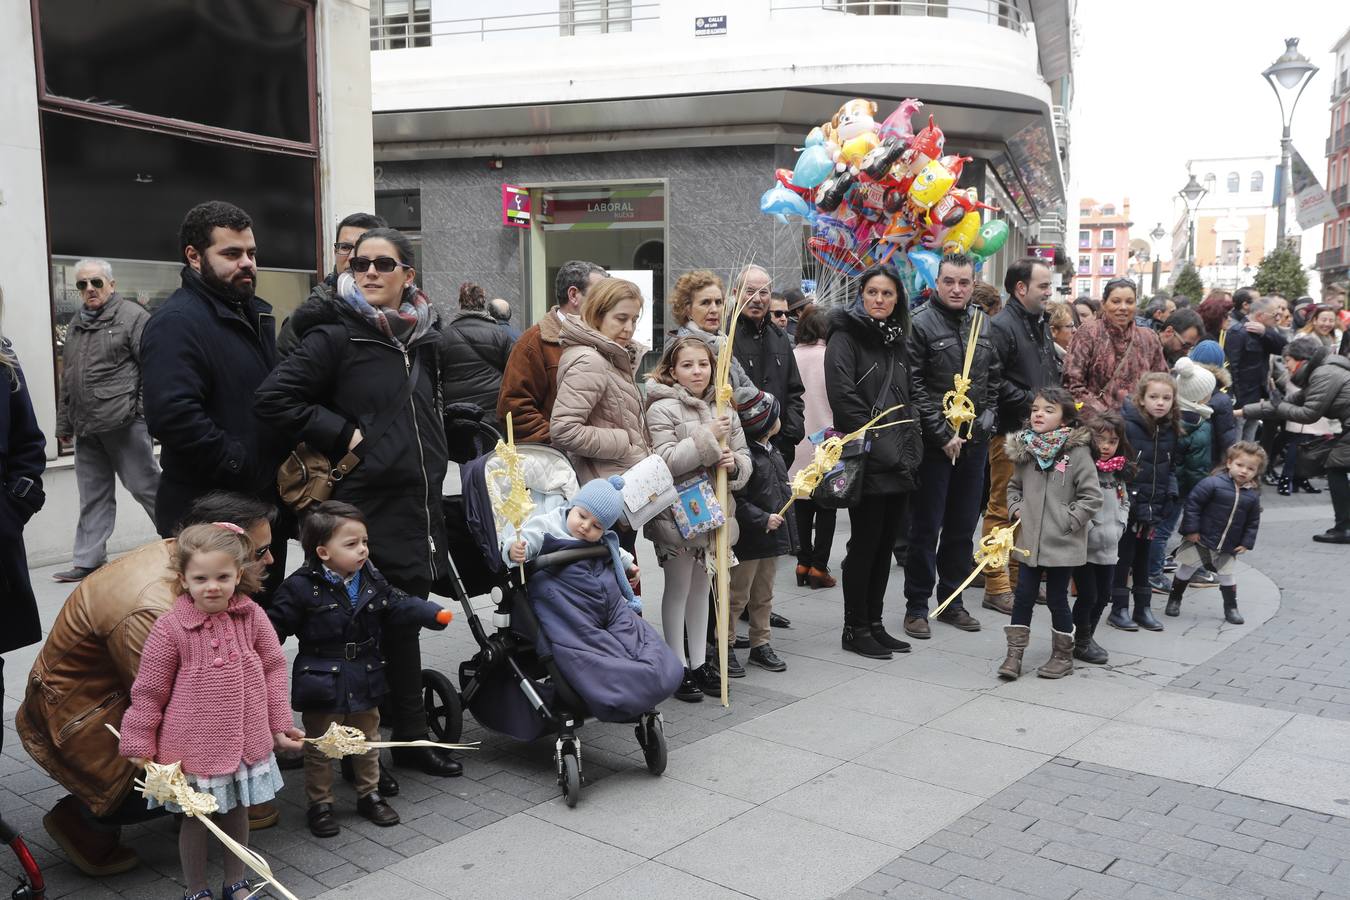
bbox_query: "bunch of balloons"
[760,97,1011,293]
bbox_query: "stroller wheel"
[421,669,463,743]
[560,752,581,808]
[637,714,667,776]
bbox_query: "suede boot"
[998,625,1030,680]
[842,625,892,660]
[44,795,140,877]
[1221,585,1244,625]
[1072,603,1109,665]
[1164,578,1186,617]
[1037,628,1075,679]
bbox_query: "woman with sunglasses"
[257,227,462,780]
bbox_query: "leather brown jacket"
[17,541,175,816]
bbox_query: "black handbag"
[1294,433,1341,480]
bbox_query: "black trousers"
[842,492,909,627]
[1012,565,1073,631]
[794,498,837,570]
[1330,467,1350,530]
[904,443,989,614]
[381,575,431,738]
[1073,562,1115,633]
[1112,524,1154,611]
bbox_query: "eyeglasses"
[253,545,270,561]
[770,310,789,319]
[334,241,356,255]
[75,278,105,291]
[350,256,410,274]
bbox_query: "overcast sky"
[1072,0,1345,259]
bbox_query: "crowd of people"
[2,198,1348,899]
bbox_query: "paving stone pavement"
[846,757,1350,900]
[2,487,1348,898]
[1166,487,1350,720]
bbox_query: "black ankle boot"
[1296,479,1322,494]
[1220,585,1244,625]
[1164,578,1186,617]
[1277,477,1292,496]
[1132,600,1164,631]
[842,625,892,660]
[869,621,911,653]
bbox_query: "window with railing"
[370,0,431,49]
[1100,229,1115,249]
[785,1,1022,29]
[1079,229,1091,249]
[1099,255,1116,275]
[1221,240,1240,266]
[561,0,633,35]
[1077,255,1091,274]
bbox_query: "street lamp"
[1149,222,1165,294]
[1178,174,1207,267]
[1263,37,1318,246]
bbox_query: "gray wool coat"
[1006,426,1103,569]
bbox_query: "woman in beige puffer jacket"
[642,335,751,699]
[550,279,651,488]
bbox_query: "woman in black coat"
[1,299,48,729]
[255,228,460,778]
[824,265,923,660]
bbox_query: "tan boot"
[1037,628,1076,679]
[997,625,1030,680]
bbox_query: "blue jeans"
[904,441,990,615]
[1147,501,1182,583]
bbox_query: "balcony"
[1334,184,1349,209]
[1317,246,1345,271]
[1328,125,1350,156]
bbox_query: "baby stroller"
[440,435,668,807]
[0,811,45,899]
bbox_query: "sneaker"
[52,566,98,583]
[726,649,746,678]
[1162,557,1178,574]
[748,644,787,672]
[1149,575,1172,595]
[1190,570,1219,588]
[674,668,704,702]
[694,661,722,696]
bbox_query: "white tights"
[660,551,711,669]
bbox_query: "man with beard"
[141,201,284,538]
[1157,308,1204,366]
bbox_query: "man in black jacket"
[981,257,1060,614]
[1225,295,1287,441]
[731,265,805,465]
[902,253,1002,638]
[141,201,285,538]
[442,281,515,435]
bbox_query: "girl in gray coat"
[1001,387,1102,681]
[1073,410,1133,667]
[642,336,751,702]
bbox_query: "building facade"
[368,0,1075,354]
[1074,198,1131,298]
[2,0,375,564]
[1316,27,1350,297]
[1167,156,1279,294]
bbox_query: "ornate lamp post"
[1178,175,1207,266]
[1149,222,1165,294]
[1262,37,1318,246]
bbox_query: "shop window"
[370,0,431,50]
[1250,170,1264,192]
[38,0,312,144]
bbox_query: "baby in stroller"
[499,476,682,723]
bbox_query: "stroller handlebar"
[528,545,611,574]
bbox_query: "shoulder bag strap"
[871,346,898,417]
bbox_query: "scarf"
[1021,426,1072,470]
[322,566,362,606]
[79,303,106,324]
[337,272,433,349]
[870,316,906,346]
[1096,455,1126,473]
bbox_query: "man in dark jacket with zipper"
[141,201,285,538]
[902,253,1002,638]
[1225,295,1287,440]
[731,265,805,465]
[981,257,1061,614]
[442,281,514,434]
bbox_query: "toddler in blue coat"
[1165,442,1265,625]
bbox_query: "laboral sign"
[548,187,664,230]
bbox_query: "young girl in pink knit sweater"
[119,523,304,900]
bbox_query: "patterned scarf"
[1096,455,1126,473]
[1021,426,1072,470]
[337,272,433,349]
[870,316,906,346]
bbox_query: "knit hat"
[571,475,626,530]
[1173,357,1216,419]
[735,386,779,441]
[1285,333,1325,361]
[1188,340,1225,367]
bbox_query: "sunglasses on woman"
[350,256,410,274]
[75,278,106,290]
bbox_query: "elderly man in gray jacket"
[53,259,160,582]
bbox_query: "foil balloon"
[972,219,1010,259]
[760,184,812,222]
[908,248,942,295]
[878,98,924,144]
[804,126,826,147]
[791,144,835,189]
[941,210,983,254]
[839,132,881,168]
